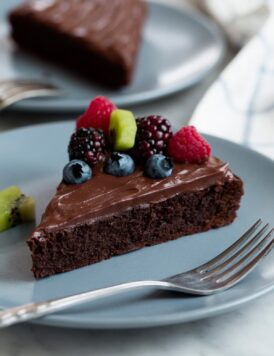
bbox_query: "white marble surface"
[0,292,274,356]
[1,15,274,356]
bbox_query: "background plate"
[0,122,274,329]
[0,0,225,112]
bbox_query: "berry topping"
[63,160,92,184]
[76,96,116,134]
[68,127,106,166]
[133,115,173,162]
[144,154,173,179]
[76,114,88,130]
[109,109,137,151]
[168,125,211,164]
[104,153,135,177]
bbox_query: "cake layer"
[28,157,244,278]
[9,0,147,87]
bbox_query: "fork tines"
[0,79,63,110]
[199,219,274,285]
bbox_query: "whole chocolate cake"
[9,0,148,87]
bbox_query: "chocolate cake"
[28,157,243,278]
[9,0,148,87]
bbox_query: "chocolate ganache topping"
[36,157,233,232]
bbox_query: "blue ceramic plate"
[0,0,225,112]
[0,122,274,329]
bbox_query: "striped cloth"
[191,3,274,160]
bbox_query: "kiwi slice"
[109,109,137,151]
[0,186,35,232]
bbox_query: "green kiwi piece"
[0,186,35,232]
[109,109,137,151]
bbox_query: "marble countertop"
[1,43,274,356]
[1,292,274,356]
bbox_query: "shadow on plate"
[0,223,34,282]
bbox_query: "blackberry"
[68,128,106,166]
[133,115,173,162]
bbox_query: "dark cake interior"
[28,157,244,278]
[9,0,148,87]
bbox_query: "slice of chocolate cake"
[27,100,244,279]
[28,157,243,278]
[9,0,148,87]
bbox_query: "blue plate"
[0,0,225,112]
[0,122,274,329]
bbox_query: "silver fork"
[0,219,273,328]
[0,79,64,110]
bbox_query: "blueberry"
[104,153,135,177]
[144,154,173,179]
[63,160,92,184]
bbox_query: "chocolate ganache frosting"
[36,157,233,232]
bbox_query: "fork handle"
[0,280,169,328]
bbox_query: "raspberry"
[76,96,116,134]
[76,114,87,130]
[168,126,211,163]
[133,115,173,162]
[68,128,106,166]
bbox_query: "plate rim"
[1,0,226,113]
[1,121,274,329]
[31,283,274,329]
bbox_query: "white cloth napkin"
[190,1,274,160]
[196,0,269,46]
